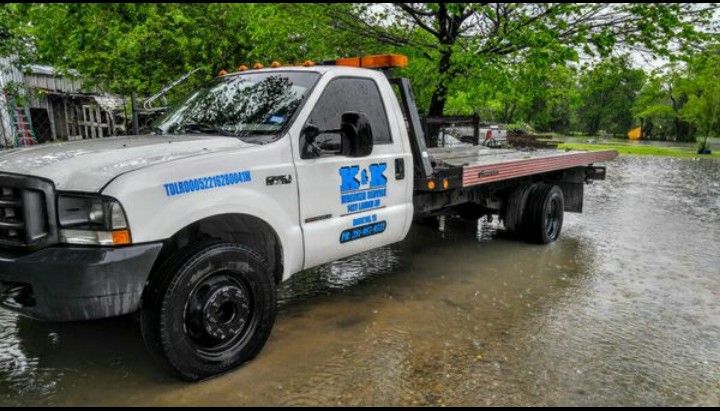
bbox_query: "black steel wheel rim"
[183,271,257,359]
[545,196,561,239]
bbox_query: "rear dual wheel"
[522,183,564,244]
[504,183,564,244]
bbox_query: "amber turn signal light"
[112,230,131,245]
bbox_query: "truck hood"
[0,135,252,192]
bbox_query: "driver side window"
[301,77,391,158]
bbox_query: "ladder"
[6,96,37,147]
[11,106,36,147]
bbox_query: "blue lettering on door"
[369,163,387,187]
[339,221,387,243]
[339,166,360,192]
[338,163,387,215]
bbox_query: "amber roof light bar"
[325,54,408,69]
[218,54,409,77]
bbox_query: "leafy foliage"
[681,46,720,142]
[1,3,719,142]
[17,3,256,94]
[576,57,645,136]
[632,67,695,141]
[331,3,717,115]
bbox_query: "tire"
[141,241,276,381]
[502,183,532,234]
[521,183,564,244]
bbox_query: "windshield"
[153,71,320,142]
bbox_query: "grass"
[557,142,720,159]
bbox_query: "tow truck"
[0,54,617,380]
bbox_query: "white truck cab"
[0,55,616,380]
[105,66,414,279]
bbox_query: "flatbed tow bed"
[413,145,617,218]
[387,73,618,217]
[431,147,618,187]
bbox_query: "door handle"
[395,158,405,180]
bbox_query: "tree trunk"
[640,117,644,139]
[428,50,453,117]
[588,116,601,136]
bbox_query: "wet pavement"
[1,155,719,406]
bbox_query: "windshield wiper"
[179,122,234,136]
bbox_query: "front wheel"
[522,183,564,244]
[141,241,276,381]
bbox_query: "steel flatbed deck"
[412,146,618,195]
[427,147,618,187]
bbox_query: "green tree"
[330,3,717,116]
[681,46,720,148]
[2,4,386,97]
[443,58,576,133]
[13,3,257,95]
[242,4,385,63]
[3,2,718,140]
[0,4,35,69]
[576,57,645,136]
[633,68,695,141]
[499,60,577,132]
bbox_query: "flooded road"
[1,156,719,406]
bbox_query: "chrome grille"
[0,187,25,243]
[0,174,56,249]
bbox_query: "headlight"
[57,194,131,246]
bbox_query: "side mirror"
[340,112,373,157]
[301,124,321,159]
[303,124,320,142]
[300,112,373,159]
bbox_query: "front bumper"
[0,243,162,321]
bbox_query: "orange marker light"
[112,230,131,245]
[270,61,281,68]
[335,57,361,67]
[442,179,449,189]
[303,60,315,67]
[237,65,248,72]
[253,62,264,69]
[335,54,408,69]
[427,180,436,190]
[217,69,229,76]
[361,54,408,68]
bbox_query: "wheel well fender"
[150,213,284,285]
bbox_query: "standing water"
[0,156,719,405]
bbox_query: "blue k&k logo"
[339,163,387,192]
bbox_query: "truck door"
[293,76,413,269]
